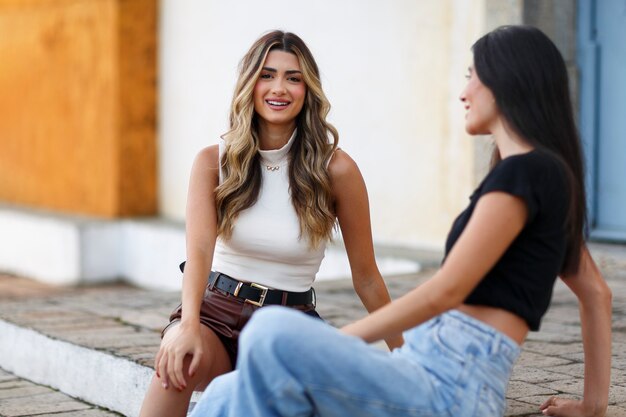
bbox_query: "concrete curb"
[0,319,152,417]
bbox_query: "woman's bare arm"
[540,246,612,417]
[341,192,527,343]
[329,150,403,349]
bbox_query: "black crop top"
[444,150,569,330]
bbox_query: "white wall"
[159,0,486,249]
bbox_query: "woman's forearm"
[579,287,612,415]
[562,247,613,417]
[179,250,213,326]
[352,273,404,349]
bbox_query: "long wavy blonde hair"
[216,30,339,248]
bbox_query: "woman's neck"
[491,119,534,159]
[257,122,296,150]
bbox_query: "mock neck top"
[212,129,327,292]
[258,131,295,170]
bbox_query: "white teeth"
[267,100,288,106]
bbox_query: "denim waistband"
[441,309,520,365]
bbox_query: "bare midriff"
[457,304,529,345]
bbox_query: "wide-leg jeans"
[190,306,520,417]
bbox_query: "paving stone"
[36,410,121,417]
[46,326,137,339]
[543,362,626,386]
[113,346,159,359]
[542,305,585,325]
[0,369,122,417]
[506,380,557,398]
[0,276,65,299]
[514,351,573,368]
[525,322,582,344]
[0,392,92,416]
[0,383,51,399]
[510,394,586,416]
[521,341,583,356]
[607,383,626,404]
[33,318,126,333]
[119,311,170,331]
[0,369,18,383]
[509,366,572,384]
[540,379,626,405]
[112,346,159,368]
[505,398,541,416]
[0,380,33,390]
[63,332,160,350]
[611,356,626,370]
[613,373,626,386]
[539,379,585,397]
[606,404,626,417]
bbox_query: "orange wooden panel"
[0,0,157,217]
[117,0,158,216]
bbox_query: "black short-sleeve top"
[444,150,569,330]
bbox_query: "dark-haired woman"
[192,25,612,417]
[137,30,401,417]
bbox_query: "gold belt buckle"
[244,282,269,307]
[233,281,244,297]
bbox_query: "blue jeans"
[190,307,520,417]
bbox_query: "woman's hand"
[540,396,606,417]
[155,322,204,391]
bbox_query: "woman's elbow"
[426,284,465,314]
[598,280,613,306]
[581,276,612,308]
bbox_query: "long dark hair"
[472,25,586,275]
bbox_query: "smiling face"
[253,49,306,132]
[459,64,500,135]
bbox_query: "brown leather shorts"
[162,284,320,367]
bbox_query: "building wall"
[0,0,157,217]
[0,1,585,287]
[159,0,487,249]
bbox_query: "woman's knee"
[239,307,311,357]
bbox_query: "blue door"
[578,0,626,241]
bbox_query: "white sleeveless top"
[211,130,327,292]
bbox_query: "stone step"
[0,277,185,416]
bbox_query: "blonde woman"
[138,30,401,417]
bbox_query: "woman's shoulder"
[192,144,221,182]
[495,149,566,180]
[195,144,220,166]
[327,148,360,179]
[484,149,568,205]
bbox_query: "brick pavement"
[0,243,625,416]
[0,368,119,417]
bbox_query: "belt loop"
[311,287,317,307]
[491,333,501,356]
[208,271,219,290]
[281,292,288,305]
